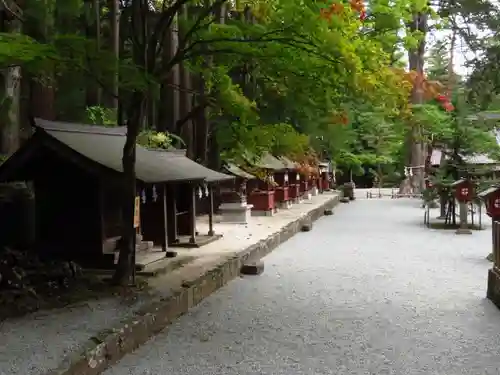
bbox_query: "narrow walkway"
[104,198,500,375]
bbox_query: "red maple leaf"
[442,102,454,112]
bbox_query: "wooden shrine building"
[246,152,286,216]
[0,119,232,268]
[278,156,300,204]
[217,163,256,224]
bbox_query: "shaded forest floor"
[0,248,149,321]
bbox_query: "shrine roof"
[34,118,128,135]
[278,156,298,170]
[252,152,286,171]
[224,163,256,179]
[0,119,233,184]
[450,178,468,187]
[478,186,500,198]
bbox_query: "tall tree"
[0,1,21,155]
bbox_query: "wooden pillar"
[438,191,446,219]
[161,183,168,251]
[493,218,500,267]
[492,218,495,264]
[98,182,105,247]
[208,185,214,236]
[189,186,196,244]
[171,185,179,243]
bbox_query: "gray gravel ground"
[0,296,149,375]
[103,198,500,375]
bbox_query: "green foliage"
[467,44,500,109]
[137,131,185,150]
[412,104,454,141]
[430,91,500,184]
[85,106,117,126]
[0,32,57,73]
[0,0,424,179]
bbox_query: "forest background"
[1,0,500,282]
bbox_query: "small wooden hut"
[0,119,232,267]
[217,163,255,224]
[319,161,332,192]
[278,156,300,206]
[246,152,286,216]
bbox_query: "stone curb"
[46,194,340,375]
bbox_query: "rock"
[240,261,264,275]
[487,253,494,262]
[456,227,472,235]
[324,209,333,216]
[301,223,312,232]
[166,251,177,258]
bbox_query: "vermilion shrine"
[245,153,286,216]
[481,186,500,308]
[450,179,475,235]
[281,157,301,203]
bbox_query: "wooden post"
[492,219,496,264]
[189,186,196,244]
[208,185,215,236]
[171,185,179,243]
[161,183,168,252]
[132,195,140,285]
[493,219,500,267]
[479,204,482,229]
[437,192,446,219]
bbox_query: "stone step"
[136,241,154,252]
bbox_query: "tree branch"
[0,0,23,22]
[176,97,215,132]
[178,0,227,49]
[146,0,190,72]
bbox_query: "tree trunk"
[0,8,21,155]
[0,66,21,155]
[179,5,193,157]
[157,21,180,133]
[193,0,224,165]
[85,0,102,107]
[113,0,147,285]
[117,10,128,125]
[55,0,86,122]
[194,75,209,164]
[105,0,120,115]
[207,4,227,170]
[112,94,143,285]
[28,0,56,121]
[401,12,427,194]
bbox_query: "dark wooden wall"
[30,150,102,262]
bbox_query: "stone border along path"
[0,192,339,375]
[51,193,340,375]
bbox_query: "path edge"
[47,194,340,375]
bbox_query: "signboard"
[134,196,140,228]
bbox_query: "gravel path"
[104,199,500,374]
[0,296,151,375]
